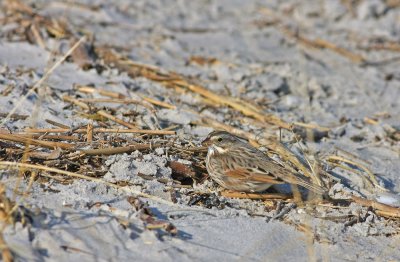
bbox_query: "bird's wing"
[254,156,326,194]
[225,167,285,185]
[233,148,326,194]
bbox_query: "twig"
[281,26,366,63]
[292,122,330,132]
[75,85,124,98]
[3,146,59,160]
[221,191,291,200]
[273,203,297,220]
[351,196,400,218]
[334,146,372,165]
[363,117,378,125]
[360,42,400,52]
[29,22,46,49]
[15,134,79,141]
[0,113,28,120]
[77,98,156,111]
[75,86,155,110]
[0,133,74,150]
[140,95,176,109]
[81,143,163,156]
[257,7,365,63]
[62,95,90,110]
[60,245,96,256]
[97,110,137,129]
[45,119,70,129]
[23,128,175,135]
[86,123,93,143]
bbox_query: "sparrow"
[202,130,325,194]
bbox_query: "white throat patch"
[208,145,227,155]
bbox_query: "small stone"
[358,0,386,20]
[157,109,200,125]
[155,147,164,155]
[232,72,244,82]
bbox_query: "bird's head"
[202,130,241,154]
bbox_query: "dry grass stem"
[221,191,292,200]
[326,155,387,191]
[45,119,70,129]
[78,98,154,108]
[75,86,156,110]
[23,128,175,135]
[0,133,74,150]
[15,134,79,141]
[86,123,93,143]
[140,95,176,109]
[22,150,61,160]
[363,117,379,125]
[62,95,90,110]
[5,0,35,16]
[257,7,366,64]
[75,86,125,99]
[29,22,46,49]
[95,47,291,129]
[81,143,163,156]
[281,26,366,64]
[97,110,137,129]
[361,42,400,52]
[351,196,400,218]
[292,122,330,132]
[0,113,28,120]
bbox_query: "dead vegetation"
[0,0,400,259]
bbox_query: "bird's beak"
[201,137,211,146]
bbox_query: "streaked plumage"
[202,130,325,194]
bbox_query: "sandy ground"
[0,0,400,261]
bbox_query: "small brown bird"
[202,130,325,194]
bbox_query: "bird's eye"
[217,137,223,142]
